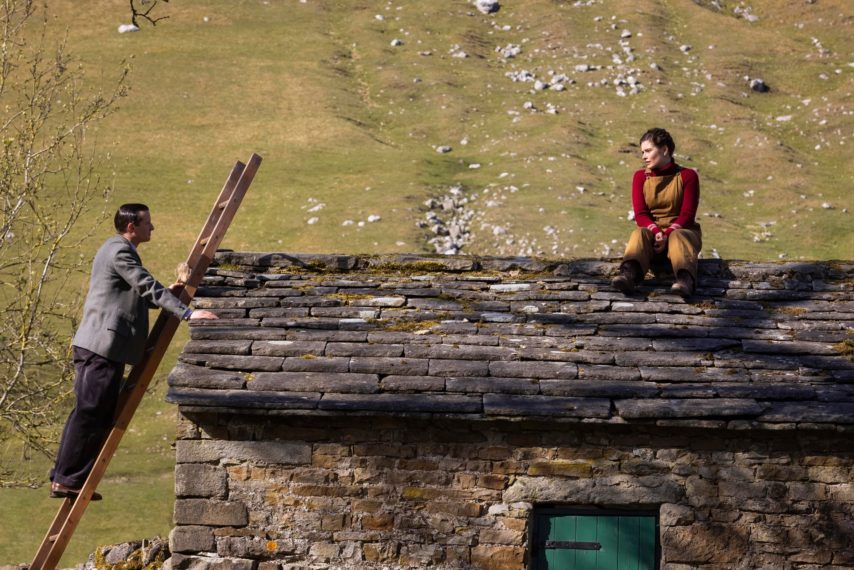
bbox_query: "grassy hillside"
[41,0,854,265]
[1,0,851,565]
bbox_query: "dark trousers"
[50,346,124,488]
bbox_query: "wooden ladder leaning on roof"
[29,153,263,570]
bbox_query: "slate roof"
[166,253,854,431]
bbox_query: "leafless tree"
[130,0,170,28]
[0,0,128,476]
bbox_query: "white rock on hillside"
[475,0,500,14]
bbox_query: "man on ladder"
[49,203,218,500]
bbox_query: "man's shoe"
[671,270,695,298]
[612,261,643,294]
[50,482,102,501]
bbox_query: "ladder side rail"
[29,500,74,570]
[185,161,245,270]
[36,314,182,570]
[181,153,262,298]
[31,154,261,570]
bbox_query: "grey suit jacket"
[72,235,189,365]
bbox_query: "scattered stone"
[821,202,834,209]
[506,69,535,82]
[436,145,453,154]
[449,45,468,58]
[749,78,770,92]
[390,39,403,47]
[117,24,140,33]
[679,44,692,53]
[475,0,501,14]
[307,217,319,225]
[497,44,522,58]
[367,215,382,223]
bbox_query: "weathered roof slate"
[166,253,854,431]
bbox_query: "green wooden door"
[534,511,658,570]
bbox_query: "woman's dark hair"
[640,128,675,156]
[114,203,149,233]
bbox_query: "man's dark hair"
[640,128,676,156]
[114,203,149,233]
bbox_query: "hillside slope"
[48,0,853,269]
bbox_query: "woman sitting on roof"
[612,127,701,297]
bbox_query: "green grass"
[1,0,852,564]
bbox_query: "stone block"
[478,529,524,545]
[308,542,340,561]
[170,554,256,570]
[194,354,284,372]
[174,499,248,527]
[661,524,747,563]
[470,545,525,570]
[577,364,642,381]
[615,398,763,419]
[484,394,610,418]
[405,344,519,361]
[176,440,311,465]
[380,375,446,392]
[251,371,379,393]
[350,357,429,376]
[446,376,539,395]
[428,359,489,377]
[319,393,482,414]
[251,340,326,357]
[488,361,578,379]
[504,476,681,505]
[325,342,403,357]
[540,379,658,398]
[363,542,399,563]
[660,503,695,527]
[170,525,216,553]
[168,363,246,390]
[175,463,227,498]
[190,326,288,341]
[615,352,707,367]
[281,356,350,373]
[184,340,253,355]
[527,460,592,478]
[217,537,295,559]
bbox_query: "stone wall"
[169,413,854,570]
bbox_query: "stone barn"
[165,253,854,569]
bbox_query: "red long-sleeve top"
[631,162,700,236]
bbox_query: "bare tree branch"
[0,0,127,479]
[129,0,170,28]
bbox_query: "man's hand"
[189,309,219,320]
[653,232,667,254]
[168,281,186,296]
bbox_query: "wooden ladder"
[29,153,262,570]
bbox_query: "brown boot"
[671,270,695,298]
[612,261,643,294]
